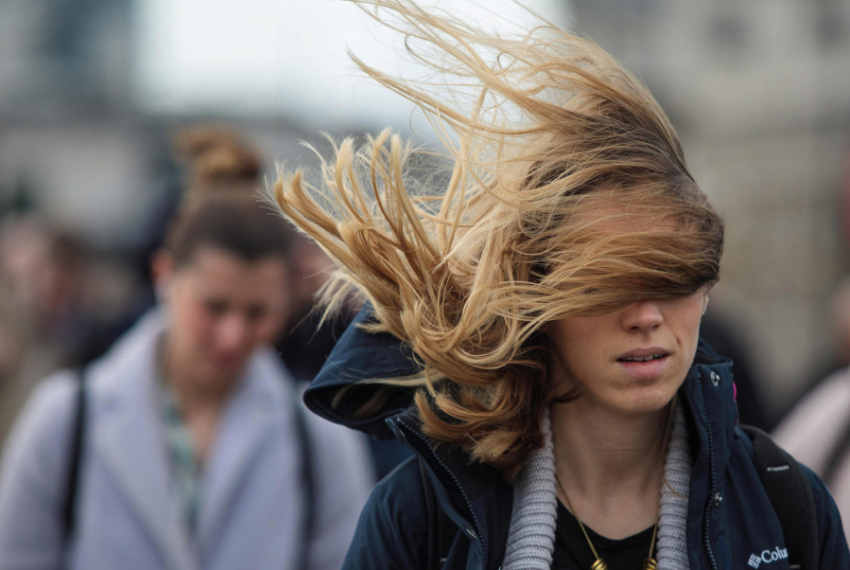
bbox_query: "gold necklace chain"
[555,473,659,570]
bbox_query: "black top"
[552,501,655,570]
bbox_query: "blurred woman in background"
[0,127,373,570]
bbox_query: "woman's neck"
[551,398,670,538]
[160,338,236,464]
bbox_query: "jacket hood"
[303,304,422,439]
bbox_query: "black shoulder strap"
[740,425,819,570]
[293,403,316,569]
[62,367,87,542]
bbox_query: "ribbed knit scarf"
[502,405,693,570]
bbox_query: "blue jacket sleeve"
[342,457,429,570]
[802,465,850,569]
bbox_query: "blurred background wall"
[0,0,848,429]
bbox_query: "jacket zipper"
[393,416,488,566]
[699,371,719,570]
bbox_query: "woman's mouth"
[616,350,670,380]
[618,354,666,362]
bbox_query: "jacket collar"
[679,339,736,570]
[682,339,737,474]
[304,305,421,439]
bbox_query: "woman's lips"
[211,353,245,371]
[616,351,670,380]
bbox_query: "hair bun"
[173,126,261,184]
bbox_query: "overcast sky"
[133,0,569,133]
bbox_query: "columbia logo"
[748,547,788,568]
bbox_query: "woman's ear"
[150,249,175,303]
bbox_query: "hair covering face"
[275,0,723,476]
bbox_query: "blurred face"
[161,246,289,388]
[548,288,706,418]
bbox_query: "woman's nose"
[216,313,251,350]
[621,300,664,332]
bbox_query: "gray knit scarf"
[502,405,692,570]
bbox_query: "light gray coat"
[0,311,373,570]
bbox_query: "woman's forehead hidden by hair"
[523,193,718,316]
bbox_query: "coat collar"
[195,346,293,550]
[88,309,292,568]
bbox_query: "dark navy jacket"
[305,307,850,570]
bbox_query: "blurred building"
[0,0,324,251]
[571,0,850,418]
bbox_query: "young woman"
[275,1,849,569]
[0,128,373,570]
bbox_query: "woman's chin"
[610,367,686,416]
[601,384,679,418]
[198,361,245,390]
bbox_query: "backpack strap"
[292,403,317,569]
[740,425,819,570]
[62,367,88,542]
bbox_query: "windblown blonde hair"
[274,0,723,478]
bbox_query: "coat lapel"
[196,349,289,549]
[92,312,194,570]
